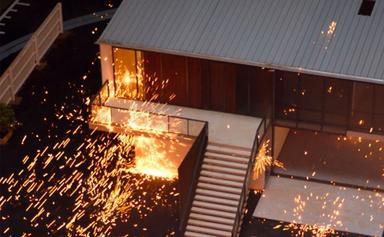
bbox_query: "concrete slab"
[106,97,261,149]
[253,176,384,236]
[274,129,384,190]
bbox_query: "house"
[90,0,384,236]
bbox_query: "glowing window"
[113,48,144,99]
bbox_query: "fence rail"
[0,3,63,104]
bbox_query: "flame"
[90,53,182,180]
[125,135,178,180]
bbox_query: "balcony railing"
[90,80,207,138]
[90,80,209,236]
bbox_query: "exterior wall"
[273,126,290,160]
[275,70,384,136]
[99,44,114,84]
[142,51,273,118]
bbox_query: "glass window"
[113,47,144,99]
[373,84,384,132]
[351,82,373,130]
[323,78,351,127]
[275,71,299,121]
[298,74,323,123]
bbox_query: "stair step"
[208,142,251,152]
[187,225,231,237]
[206,144,251,158]
[205,152,249,164]
[204,157,248,169]
[196,188,240,200]
[193,200,237,212]
[199,176,243,188]
[195,194,238,206]
[191,206,236,219]
[201,170,245,182]
[189,213,234,225]
[202,164,246,176]
[185,231,216,237]
[198,182,242,194]
[188,219,232,232]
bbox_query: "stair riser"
[201,170,245,182]
[198,183,242,194]
[192,207,236,219]
[189,213,234,225]
[199,176,243,188]
[204,158,248,170]
[202,164,246,176]
[188,219,232,232]
[194,195,238,206]
[196,188,241,200]
[193,200,237,212]
[187,225,231,237]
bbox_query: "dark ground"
[0,0,122,45]
[0,0,13,14]
[0,22,178,237]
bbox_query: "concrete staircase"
[185,142,251,237]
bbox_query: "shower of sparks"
[0,47,181,235]
[87,49,196,182]
[273,185,384,237]
[253,140,284,179]
[0,114,179,236]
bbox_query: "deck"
[105,97,262,149]
[253,176,384,236]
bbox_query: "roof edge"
[98,41,384,86]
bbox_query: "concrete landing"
[106,98,261,149]
[274,129,384,190]
[253,176,384,236]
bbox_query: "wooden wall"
[143,51,273,118]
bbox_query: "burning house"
[90,0,384,236]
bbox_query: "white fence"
[0,3,63,104]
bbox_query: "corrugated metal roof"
[98,0,384,84]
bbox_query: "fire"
[126,135,178,180]
[89,54,185,180]
[0,50,183,236]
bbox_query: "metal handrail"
[178,122,208,235]
[90,80,207,137]
[231,113,270,236]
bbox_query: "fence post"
[57,3,64,33]
[7,69,16,102]
[32,35,40,64]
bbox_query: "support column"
[99,44,114,84]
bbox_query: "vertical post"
[57,3,64,34]
[106,80,110,98]
[187,119,190,136]
[271,70,276,160]
[320,78,326,132]
[167,116,170,133]
[7,69,16,102]
[32,35,39,64]
[134,51,139,97]
[296,72,301,129]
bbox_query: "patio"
[274,129,383,190]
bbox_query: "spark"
[253,140,284,179]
